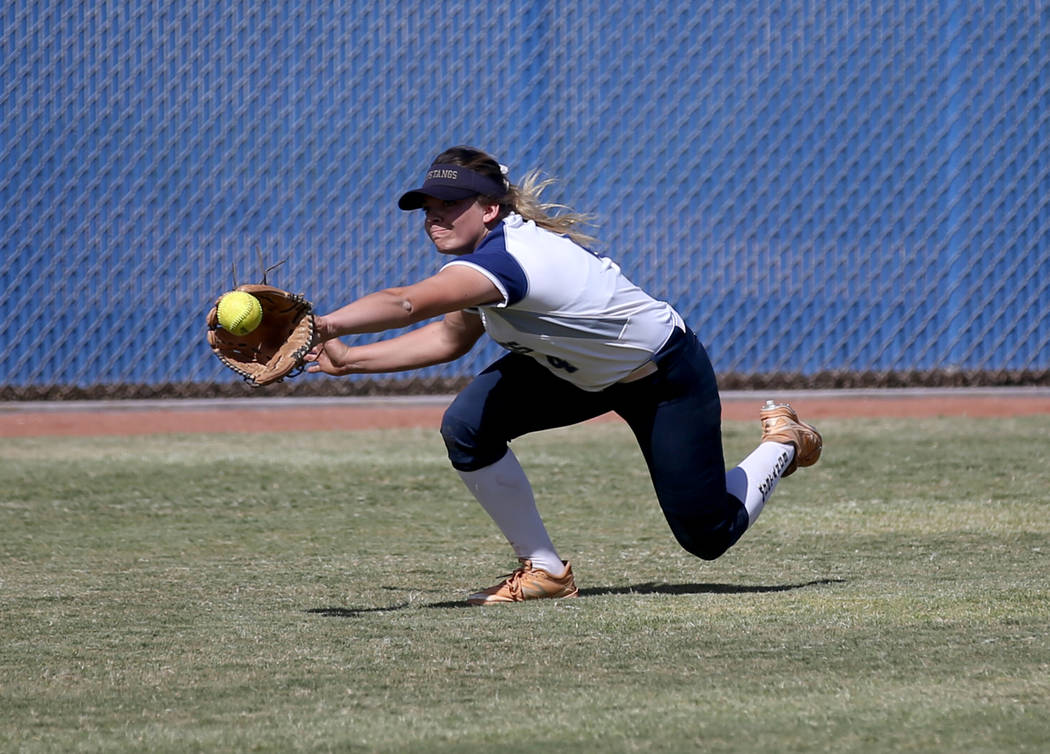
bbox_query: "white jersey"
[441,213,684,391]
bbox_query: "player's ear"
[480,200,502,225]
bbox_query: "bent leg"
[441,353,614,574]
[615,332,749,560]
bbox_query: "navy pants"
[440,328,750,560]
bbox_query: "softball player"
[306,146,822,605]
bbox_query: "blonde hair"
[503,169,598,247]
[432,146,599,247]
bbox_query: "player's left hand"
[312,313,340,343]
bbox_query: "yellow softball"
[216,291,263,335]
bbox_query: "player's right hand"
[305,338,355,376]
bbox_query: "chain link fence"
[3,1,1048,399]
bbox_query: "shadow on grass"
[578,578,845,598]
[305,578,844,617]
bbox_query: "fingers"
[304,342,326,372]
[305,335,336,361]
[304,339,352,375]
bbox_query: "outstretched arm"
[306,309,486,375]
[315,265,501,339]
[305,264,499,376]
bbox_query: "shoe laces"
[497,559,534,595]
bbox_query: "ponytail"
[503,170,598,248]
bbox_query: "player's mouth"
[427,224,453,241]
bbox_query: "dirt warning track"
[2,389,1048,438]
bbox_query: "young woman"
[306,146,822,605]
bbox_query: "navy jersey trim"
[458,223,528,305]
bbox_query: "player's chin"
[428,234,466,255]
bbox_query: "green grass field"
[2,415,1048,752]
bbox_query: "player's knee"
[665,503,750,561]
[677,534,734,561]
[667,520,734,560]
[439,410,506,472]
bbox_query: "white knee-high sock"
[725,442,795,525]
[455,449,565,576]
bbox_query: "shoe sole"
[467,586,579,606]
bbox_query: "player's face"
[421,195,497,255]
